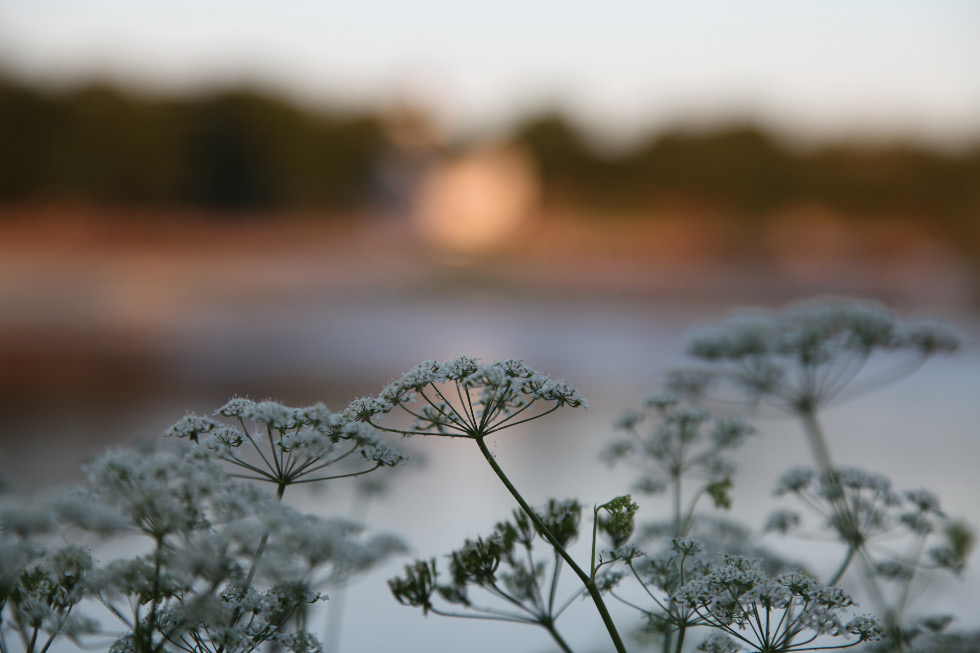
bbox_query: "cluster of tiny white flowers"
[772,466,950,551]
[679,298,961,411]
[167,414,222,442]
[673,555,883,650]
[0,537,100,646]
[775,468,814,495]
[167,397,405,488]
[344,357,587,438]
[608,544,644,562]
[84,447,227,538]
[845,614,885,641]
[603,399,753,500]
[640,537,712,598]
[765,510,802,535]
[698,632,744,652]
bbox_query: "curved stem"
[474,436,628,653]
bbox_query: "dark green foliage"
[0,77,385,212]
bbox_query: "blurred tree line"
[0,77,385,211]
[1,75,978,250]
[516,114,980,240]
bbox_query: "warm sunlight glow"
[412,144,538,257]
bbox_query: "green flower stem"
[893,534,929,628]
[798,407,895,640]
[324,488,377,653]
[474,436,628,653]
[243,482,287,590]
[679,487,707,537]
[798,406,834,473]
[591,505,600,576]
[543,620,575,653]
[146,537,165,653]
[217,482,288,653]
[827,547,857,586]
[673,474,683,536]
[674,623,686,653]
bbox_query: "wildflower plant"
[346,357,631,652]
[605,537,713,652]
[0,503,100,653]
[168,398,406,495]
[672,556,885,652]
[1,398,405,653]
[663,299,970,650]
[672,299,960,469]
[602,394,754,536]
[767,466,972,647]
[390,499,603,653]
[602,394,770,652]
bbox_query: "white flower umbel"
[674,298,960,470]
[668,300,965,650]
[603,394,754,536]
[81,445,400,653]
[673,556,885,652]
[344,357,586,439]
[768,464,965,643]
[168,398,405,494]
[0,505,99,653]
[162,399,407,653]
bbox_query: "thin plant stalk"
[474,436,628,653]
[797,405,834,473]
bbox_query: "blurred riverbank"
[1,205,977,487]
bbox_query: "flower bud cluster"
[389,498,588,633]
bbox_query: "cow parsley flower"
[345,357,586,439]
[166,398,404,491]
[698,632,744,652]
[677,298,960,418]
[604,398,753,540]
[772,466,946,550]
[674,556,882,651]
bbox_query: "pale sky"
[1,0,979,146]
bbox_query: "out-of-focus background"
[1,2,979,652]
